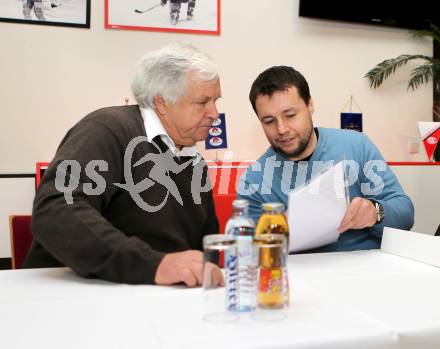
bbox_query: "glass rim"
[203,234,237,246]
[253,233,286,244]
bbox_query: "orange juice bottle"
[255,203,289,242]
[255,202,290,308]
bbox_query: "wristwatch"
[370,200,385,224]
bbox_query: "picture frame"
[0,0,91,29]
[105,0,220,35]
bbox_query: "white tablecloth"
[1,250,440,349]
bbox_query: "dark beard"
[273,125,313,159]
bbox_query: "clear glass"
[202,234,239,323]
[251,234,289,321]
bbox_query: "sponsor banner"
[205,113,228,149]
[418,122,440,161]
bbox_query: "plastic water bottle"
[225,199,256,312]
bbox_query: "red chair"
[213,194,236,234]
[9,215,33,269]
[208,162,251,234]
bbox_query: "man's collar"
[139,107,201,161]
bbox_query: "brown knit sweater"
[23,105,219,284]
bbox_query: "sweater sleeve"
[359,134,414,238]
[203,188,220,237]
[31,120,165,284]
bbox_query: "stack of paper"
[287,161,348,252]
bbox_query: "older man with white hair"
[24,43,222,286]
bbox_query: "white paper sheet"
[287,161,348,252]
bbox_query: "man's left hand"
[338,197,377,233]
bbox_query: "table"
[1,250,440,349]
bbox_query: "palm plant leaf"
[408,63,434,90]
[365,54,432,88]
[366,23,440,93]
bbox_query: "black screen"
[298,1,439,30]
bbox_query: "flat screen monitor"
[298,1,438,30]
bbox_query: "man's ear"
[308,97,315,115]
[154,95,168,116]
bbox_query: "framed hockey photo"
[0,0,91,28]
[105,0,221,35]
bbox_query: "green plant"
[364,23,440,91]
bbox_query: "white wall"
[0,0,434,173]
[390,165,440,235]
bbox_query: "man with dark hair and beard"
[237,65,414,252]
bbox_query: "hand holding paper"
[338,197,377,233]
[287,161,348,253]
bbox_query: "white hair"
[131,42,219,108]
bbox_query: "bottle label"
[237,235,253,260]
[257,267,284,308]
[232,226,254,237]
[237,235,257,311]
[225,252,238,312]
[259,268,283,294]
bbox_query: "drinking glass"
[202,234,239,323]
[251,233,289,321]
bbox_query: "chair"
[9,215,33,269]
[213,194,235,234]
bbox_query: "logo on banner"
[417,122,440,161]
[209,127,222,136]
[427,137,438,145]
